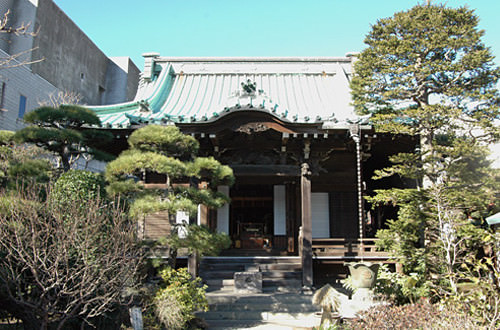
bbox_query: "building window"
[18,95,27,118]
[99,85,105,104]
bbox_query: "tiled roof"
[89,56,361,128]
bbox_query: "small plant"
[445,250,500,329]
[151,267,208,330]
[373,264,431,304]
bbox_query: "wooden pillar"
[198,204,208,226]
[301,163,313,288]
[286,182,296,253]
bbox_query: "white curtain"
[312,192,330,238]
[216,185,230,234]
[274,185,286,235]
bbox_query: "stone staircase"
[199,256,303,293]
[198,291,321,329]
[197,257,322,329]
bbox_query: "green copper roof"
[88,56,358,128]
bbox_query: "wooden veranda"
[311,238,391,263]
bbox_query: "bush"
[347,299,475,329]
[50,169,106,210]
[166,224,231,257]
[0,183,143,329]
[151,267,208,330]
[0,140,52,189]
[7,159,51,184]
[373,264,431,305]
[0,130,14,145]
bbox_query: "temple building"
[89,53,416,286]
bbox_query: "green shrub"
[50,169,106,210]
[166,224,231,257]
[7,159,51,184]
[373,264,431,305]
[445,254,500,328]
[0,130,14,145]
[152,267,208,330]
[0,141,52,188]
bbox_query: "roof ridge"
[153,56,353,63]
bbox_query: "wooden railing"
[312,238,389,259]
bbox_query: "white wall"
[0,49,59,131]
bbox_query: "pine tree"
[14,105,113,172]
[105,124,234,224]
[351,3,500,299]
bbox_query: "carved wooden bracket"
[235,122,269,134]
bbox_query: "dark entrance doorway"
[230,184,274,249]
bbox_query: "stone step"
[204,277,302,293]
[204,319,320,330]
[263,278,302,287]
[206,292,314,305]
[261,271,301,279]
[205,278,235,287]
[259,263,302,271]
[201,257,301,265]
[262,285,302,293]
[206,285,302,294]
[203,271,300,280]
[207,302,318,312]
[199,310,319,322]
[201,271,239,279]
[200,263,247,271]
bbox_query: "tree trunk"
[61,147,71,172]
[419,129,434,189]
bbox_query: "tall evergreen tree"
[351,3,500,299]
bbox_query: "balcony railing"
[312,238,389,259]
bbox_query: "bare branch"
[0,47,43,69]
[0,9,43,70]
[0,185,144,328]
[0,10,38,37]
[38,90,83,108]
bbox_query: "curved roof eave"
[88,56,361,129]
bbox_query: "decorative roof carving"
[235,122,269,134]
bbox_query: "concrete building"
[0,0,140,131]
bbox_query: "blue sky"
[53,0,500,70]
